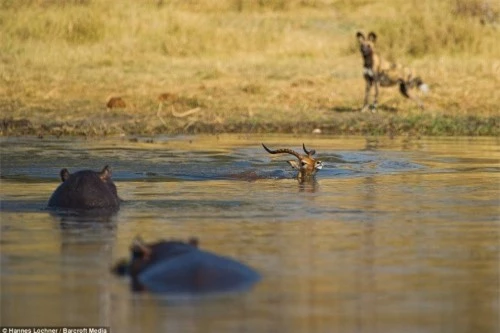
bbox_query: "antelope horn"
[302,144,316,156]
[262,143,301,160]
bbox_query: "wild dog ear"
[356,31,365,43]
[99,165,112,181]
[60,168,70,182]
[368,32,377,42]
[287,160,300,170]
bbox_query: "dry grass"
[0,0,499,136]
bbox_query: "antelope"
[356,31,429,112]
[262,143,323,181]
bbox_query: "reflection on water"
[1,135,499,333]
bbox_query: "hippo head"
[112,237,260,294]
[48,165,120,210]
[113,237,199,277]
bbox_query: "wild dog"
[356,31,429,112]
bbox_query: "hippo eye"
[131,248,143,259]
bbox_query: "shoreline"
[2,112,498,137]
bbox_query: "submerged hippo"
[48,165,120,210]
[112,237,261,294]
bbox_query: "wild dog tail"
[413,77,430,94]
[398,77,429,99]
[418,82,429,94]
[399,80,411,98]
[398,78,426,109]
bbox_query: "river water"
[1,135,499,333]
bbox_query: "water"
[1,135,499,333]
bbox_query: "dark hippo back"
[48,165,120,210]
[113,238,261,294]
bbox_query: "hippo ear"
[133,236,146,249]
[132,236,152,258]
[60,168,70,182]
[356,31,365,43]
[188,237,199,247]
[100,165,112,181]
[368,32,377,42]
[287,160,300,170]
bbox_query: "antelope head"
[262,143,323,180]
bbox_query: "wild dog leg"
[372,80,379,112]
[362,80,372,112]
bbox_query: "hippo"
[112,237,261,294]
[48,165,120,210]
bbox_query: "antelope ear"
[287,160,300,170]
[100,165,112,181]
[60,168,70,182]
[368,32,377,42]
[356,31,365,43]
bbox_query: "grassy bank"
[1,0,499,137]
